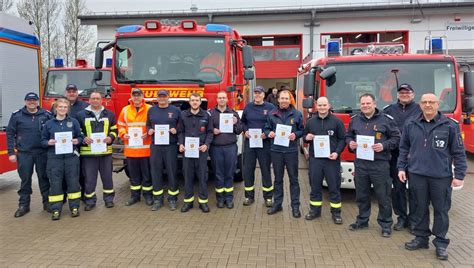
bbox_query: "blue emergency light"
[54,58,64,68]
[106,58,112,67]
[431,38,443,53]
[116,25,142,33]
[206,24,232,33]
[326,40,341,56]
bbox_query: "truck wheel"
[234,153,243,182]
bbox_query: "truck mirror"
[242,46,253,69]
[227,85,236,92]
[303,70,315,97]
[320,66,336,80]
[463,95,474,113]
[464,71,474,96]
[303,98,314,109]
[94,70,103,81]
[244,69,254,80]
[95,47,104,69]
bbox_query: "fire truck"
[42,58,112,111]
[297,37,474,189]
[0,12,42,174]
[93,20,255,179]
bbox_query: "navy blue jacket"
[209,106,243,146]
[303,112,346,158]
[41,116,84,154]
[177,108,213,147]
[383,100,422,133]
[6,107,53,155]
[146,105,181,145]
[345,108,400,161]
[241,101,275,132]
[397,112,467,180]
[264,106,303,153]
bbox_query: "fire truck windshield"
[115,36,226,84]
[323,61,457,113]
[45,70,111,97]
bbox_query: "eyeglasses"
[420,101,438,105]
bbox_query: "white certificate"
[128,127,143,147]
[219,113,234,133]
[154,124,170,145]
[313,135,330,158]
[55,131,73,155]
[356,135,375,161]
[90,133,107,153]
[249,128,263,148]
[184,137,200,158]
[274,124,292,147]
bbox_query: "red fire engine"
[93,20,255,178]
[297,37,474,188]
[42,58,112,111]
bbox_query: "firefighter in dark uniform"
[241,85,275,207]
[41,98,83,220]
[7,92,53,217]
[346,93,400,237]
[264,89,304,218]
[76,91,117,211]
[383,83,422,232]
[53,84,88,200]
[398,93,467,261]
[303,97,346,224]
[209,91,243,209]
[178,93,213,213]
[147,90,181,211]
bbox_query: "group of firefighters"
[6,83,466,261]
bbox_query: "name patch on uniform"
[168,112,173,118]
[67,121,73,128]
[263,110,268,115]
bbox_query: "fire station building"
[80,1,474,92]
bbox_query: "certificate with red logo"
[154,124,169,145]
[356,135,374,161]
[249,128,263,148]
[128,127,143,147]
[90,133,107,153]
[185,137,200,158]
[313,135,330,158]
[219,113,234,133]
[55,131,73,155]
[274,124,291,147]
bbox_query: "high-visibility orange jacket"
[117,99,151,157]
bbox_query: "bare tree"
[44,0,60,67]
[0,0,13,12]
[63,0,94,65]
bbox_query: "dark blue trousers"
[390,149,417,225]
[409,173,452,249]
[308,157,342,214]
[150,145,179,202]
[243,139,273,200]
[271,151,300,210]
[210,144,237,202]
[354,159,393,229]
[47,153,81,212]
[82,155,114,205]
[183,151,209,204]
[17,151,49,207]
[126,157,152,200]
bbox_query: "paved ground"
[0,153,473,267]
